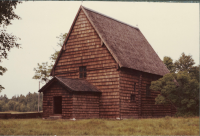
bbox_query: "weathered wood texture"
[43,82,73,119]
[73,92,100,119]
[53,9,120,119]
[119,68,175,119]
[141,72,172,118]
[47,8,174,119]
[119,68,139,119]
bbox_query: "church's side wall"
[53,9,120,119]
[141,72,172,118]
[119,68,139,119]
[72,92,100,119]
[119,68,175,119]
[43,81,73,119]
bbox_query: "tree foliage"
[0,92,43,112]
[0,1,21,26]
[163,56,175,73]
[0,0,21,61]
[0,0,21,92]
[56,33,67,48]
[0,29,21,61]
[151,71,199,116]
[189,65,199,83]
[49,33,67,63]
[0,66,7,92]
[33,62,52,83]
[151,53,199,116]
[174,53,195,72]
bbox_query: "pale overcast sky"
[0,1,199,98]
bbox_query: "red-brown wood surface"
[119,68,175,118]
[43,82,73,119]
[73,92,100,119]
[53,9,119,119]
[43,7,175,119]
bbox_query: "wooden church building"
[39,6,176,119]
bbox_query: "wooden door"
[54,96,62,114]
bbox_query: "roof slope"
[82,6,169,76]
[39,76,100,93]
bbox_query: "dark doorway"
[54,96,62,114]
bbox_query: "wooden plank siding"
[53,9,120,119]
[72,92,100,119]
[42,6,175,119]
[141,72,172,118]
[43,82,73,119]
[119,68,174,119]
[119,68,139,119]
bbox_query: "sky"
[0,1,199,99]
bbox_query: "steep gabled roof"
[82,6,169,76]
[38,76,101,93]
[50,6,169,76]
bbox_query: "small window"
[79,66,86,78]
[131,94,136,101]
[146,84,151,97]
[134,83,136,91]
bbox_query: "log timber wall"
[43,82,73,119]
[119,68,174,118]
[141,71,171,118]
[119,68,139,119]
[53,9,120,119]
[73,92,100,119]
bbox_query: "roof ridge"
[82,6,139,30]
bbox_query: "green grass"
[0,117,199,135]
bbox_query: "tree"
[151,71,199,116]
[33,33,67,83]
[2,103,9,111]
[189,65,199,83]
[0,1,21,92]
[0,100,5,111]
[151,53,199,116]
[0,66,7,92]
[33,62,52,83]
[174,52,195,72]
[56,33,68,47]
[0,92,43,112]
[163,56,175,73]
[7,100,16,111]
[50,33,67,63]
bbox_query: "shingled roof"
[82,6,169,76]
[51,6,169,76]
[38,76,101,93]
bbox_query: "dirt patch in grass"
[0,117,199,135]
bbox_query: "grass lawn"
[0,117,199,135]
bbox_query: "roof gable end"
[39,76,101,93]
[50,6,83,76]
[82,6,169,76]
[50,6,169,76]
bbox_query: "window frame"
[130,94,136,102]
[131,82,136,102]
[79,66,87,78]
